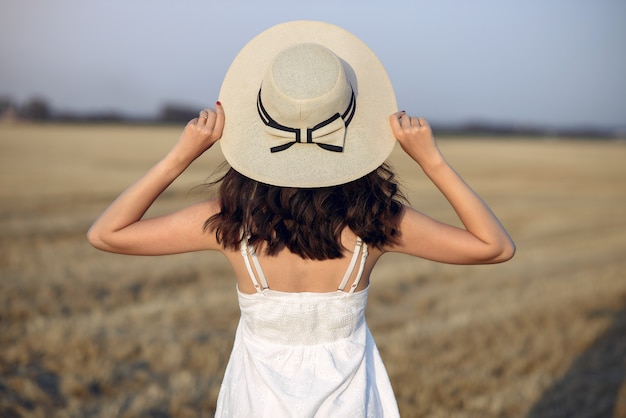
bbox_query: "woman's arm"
[87,105,225,255]
[387,112,515,264]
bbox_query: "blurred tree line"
[1,96,51,121]
[0,95,199,124]
[2,95,622,139]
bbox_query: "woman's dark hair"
[204,163,406,260]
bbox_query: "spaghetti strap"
[240,236,269,293]
[348,242,368,293]
[337,238,369,293]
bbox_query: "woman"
[88,21,515,417]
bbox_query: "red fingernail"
[216,101,221,106]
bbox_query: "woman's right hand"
[389,112,443,169]
[168,103,225,166]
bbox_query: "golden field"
[1,123,625,418]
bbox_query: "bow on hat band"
[257,88,356,153]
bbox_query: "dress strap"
[337,238,369,293]
[240,236,269,293]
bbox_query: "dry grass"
[1,123,625,417]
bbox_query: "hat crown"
[261,43,352,130]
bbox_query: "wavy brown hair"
[204,163,406,260]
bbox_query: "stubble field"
[1,123,625,417]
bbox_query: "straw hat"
[218,20,397,188]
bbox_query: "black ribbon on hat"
[257,88,356,153]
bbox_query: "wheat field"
[1,123,625,417]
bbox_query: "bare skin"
[88,105,515,294]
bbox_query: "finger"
[204,109,217,130]
[400,113,413,129]
[198,109,209,125]
[389,112,404,134]
[212,101,225,139]
[418,117,430,129]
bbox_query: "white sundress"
[215,237,400,417]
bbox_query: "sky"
[1,0,625,129]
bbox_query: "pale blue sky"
[1,0,624,129]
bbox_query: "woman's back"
[223,228,380,294]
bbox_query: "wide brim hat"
[218,20,397,188]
